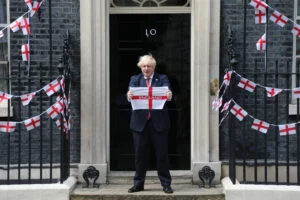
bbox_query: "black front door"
[110,14,190,170]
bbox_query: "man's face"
[141,64,155,78]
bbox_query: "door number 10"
[145,28,157,37]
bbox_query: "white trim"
[110,7,191,14]
[291,0,298,104]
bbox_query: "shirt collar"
[144,73,154,80]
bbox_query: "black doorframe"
[109,14,191,171]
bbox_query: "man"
[127,55,173,194]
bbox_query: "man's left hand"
[167,90,172,101]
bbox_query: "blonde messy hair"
[137,54,156,68]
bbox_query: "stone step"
[71,184,225,200]
[107,171,193,185]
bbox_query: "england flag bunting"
[270,11,288,28]
[20,92,36,106]
[249,0,268,12]
[0,91,13,102]
[0,121,16,133]
[215,97,223,111]
[255,9,266,24]
[30,1,42,17]
[55,99,65,113]
[221,100,232,113]
[24,0,33,10]
[56,118,67,130]
[47,103,61,119]
[212,98,218,110]
[0,31,4,38]
[223,71,232,86]
[265,87,282,97]
[256,33,266,51]
[230,103,248,121]
[43,79,61,96]
[293,87,300,98]
[10,17,23,32]
[60,76,65,92]
[21,44,30,61]
[238,77,256,92]
[20,18,30,35]
[279,124,296,136]
[292,24,300,37]
[251,119,269,134]
[24,115,40,131]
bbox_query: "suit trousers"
[132,119,172,188]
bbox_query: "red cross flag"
[30,1,42,17]
[270,11,288,28]
[20,92,36,106]
[256,33,266,51]
[55,99,65,113]
[238,77,256,92]
[293,87,300,98]
[56,118,67,130]
[223,71,232,86]
[47,104,60,119]
[255,9,266,24]
[21,18,30,35]
[130,87,168,110]
[212,97,218,110]
[0,31,4,38]
[249,0,268,12]
[221,100,232,113]
[0,121,16,133]
[279,124,296,136]
[265,87,282,97]
[43,79,61,96]
[0,91,13,102]
[24,115,40,131]
[24,0,33,10]
[230,104,248,121]
[292,24,300,37]
[216,97,223,111]
[251,119,269,134]
[21,44,30,61]
[10,17,23,32]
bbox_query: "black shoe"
[128,186,144,193]
[163,186,173,194]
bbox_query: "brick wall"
[219,0,295,160]
[0,0,80,164]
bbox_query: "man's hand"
[127,90,133,100]
[167,90,172,101]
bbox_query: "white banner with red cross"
[130,87,168,110]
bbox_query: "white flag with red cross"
[221,100,232,113]
[56,118,67,130]
[30,1,42,17]
[0,121,16,133]
[238,77,256,92]
[265,87,282,97]
[24,0,33,10]
[43,79,61,96]
[24,115,41,131]
[292,24,300,37]
[279,124,296,136]
[55,98,65,114]
[216,97,223,111]
[293,87,300,98]
[249,0,268,12]
[47,104,61,119]
[256,33,266,51]
[255,9,266,24]
[223,71,232,86]
[0,91,13,102]
[20,92,35,106]
[21,17,30,35]
[251,119,269,134]
[130,87,168,110]
[212,97,218,110]
[270,11,288,27]
[230,103,248,121]
[10,17,23,32]
[0,31,4,38]
[21,44,30,61]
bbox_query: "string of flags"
[249,0,300,51]
[0,0,44,62]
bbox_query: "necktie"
[146,78,151,119]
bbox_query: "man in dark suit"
[127,55,173,194]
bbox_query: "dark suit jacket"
[129,72,170,132]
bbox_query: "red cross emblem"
[0,122,16,133]
[22,44,30,61]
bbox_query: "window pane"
[0,63,8,92]
[0,0,7,24]
[111,0,189,7]
[0,30,8,61]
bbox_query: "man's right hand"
[127,90,133,100]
